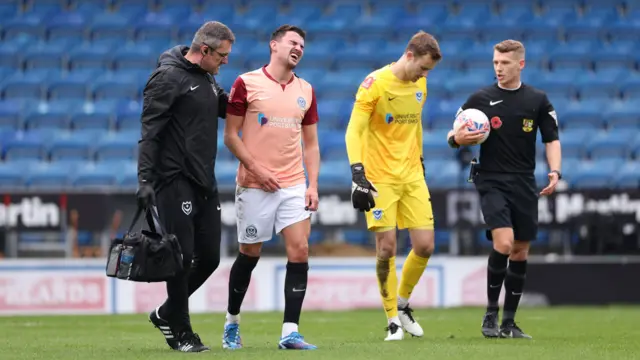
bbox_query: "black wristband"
[448,135,459,148]
[550,170,562,179]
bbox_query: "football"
[453,108,491,144]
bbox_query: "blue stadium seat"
[321,131,346,161]
[613,161,640,188]
[23,101,76,130]
[48,133,93,161]
[560,100,606,129]
[117,160,139,188]
[341,229,370,246]
[72,162,119,188]
[318,160,351,189]
[2,13,47,40]
[25,161,74,189]
[0,101,23,131]
[570,159,624,189]
[112,45,157,71]
[0,162,24,187]
[68,45,114,71]
[606,19,640,42]
[134,11,178,42]
[576,68,626,100]
[46,12,88,44]
[593,41,638,70]
[69,101,116,130]
[586,129,637,160]
[423,130,455,162]
[46,72,97,100]
[92,73,141,101]
[548,40,597,70]
[620,73,640,100]
[215,160,238,187]
[604,100,639,129]
[88,13,133,42]
[1,71,51,100]
[0,44,19,69]
[94,130,138,161]
[425,159,462,188]
[559,128,589,159]
[116,101,142,130]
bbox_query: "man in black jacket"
[136,21,235,353]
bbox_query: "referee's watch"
[550,170,562,179]
[447,134,459,149]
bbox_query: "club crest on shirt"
[372,209,383,220]
[522,119,534,132]
[297,96,306,109]
[415,91,424,103]
[181,201,192,215]
[385,113,394,124]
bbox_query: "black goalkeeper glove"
[350,163,378,212]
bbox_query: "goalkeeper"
[345,31,442,341]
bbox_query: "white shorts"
[235,183,310,244]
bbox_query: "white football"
[453,108,491,144]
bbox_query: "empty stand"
[0,1,637,197]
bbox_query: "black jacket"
[137,45,227,196]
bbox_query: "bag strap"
[126,205,167,236]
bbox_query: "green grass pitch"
[1,306,639,360]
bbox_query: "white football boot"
[399,304,424,337]
[384,322,404,341]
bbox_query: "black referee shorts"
[474,171,538,242]
[154,176,221,265]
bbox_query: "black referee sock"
[283,261,309,325]
[487,249,509,313]
[227,252,259,316]
[503,260,527,322]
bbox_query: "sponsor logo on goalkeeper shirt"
[385,113,420,125]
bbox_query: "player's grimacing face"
[273,31,304,69]
[493,50,524,85]
[407,53,438,82]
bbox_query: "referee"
[136,21,235,352]
[447,40,562,339]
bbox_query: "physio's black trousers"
[154,176,222,334]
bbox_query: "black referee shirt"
[457,83,559,174]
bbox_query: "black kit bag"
[105,205,183,282]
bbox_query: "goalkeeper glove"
[350,163,378,212]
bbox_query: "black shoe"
[177,332,210,352]
[149,308,179,350]
[481,311,500,338]
[499,320,532,339]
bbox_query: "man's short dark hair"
[270,24,306,42]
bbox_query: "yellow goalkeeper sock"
[376,256,398,321]
[398,250,430,302]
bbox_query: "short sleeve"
[353,75,380,115]
[302,88,318,125]
[538,93,559,143]
[456,91,482,118]
[227,76,248,116]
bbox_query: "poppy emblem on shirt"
[415,91,423,103]
[297,96,306,109]
[257,112,269,126]
[491,116,502,129]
